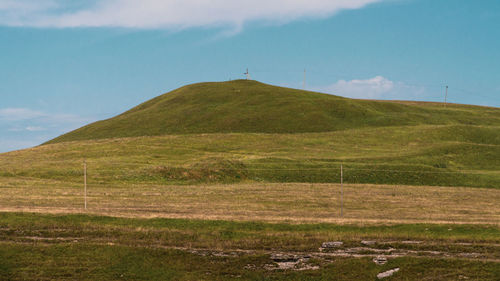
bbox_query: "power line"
[239,68,499,103]
[452,87,498,101]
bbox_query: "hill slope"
[46,80,500,144]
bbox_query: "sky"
[0,0,499,153]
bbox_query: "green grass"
[1,244,499,281]
[2,125,499,187]
[1,213,499,246]
[0,213,499,280]
[46,80,500,143]
[2,80,498,187]
[1,81,498,280]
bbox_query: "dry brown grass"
[1,178,498,225]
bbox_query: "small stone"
[373,256,388,265]
[401,240,422,244]
[244,264,256,270]
[321,241,343,248]
[361,240,376,246]
[270,254,299,262]
[377,268,400,279]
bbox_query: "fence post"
[84,161,87,210]
[340,164,343,217]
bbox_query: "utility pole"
[84,161,87,210]
[340,164,343,217]
[303,69,306,89]
[444,85,448,107]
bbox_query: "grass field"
[2,125,500,188]
[1,181,499,225]
[1,81,499,279]
[3,81,498,188]
[0,213,499,280]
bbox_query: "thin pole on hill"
[340,164,343,217]
[84,161,87,210]
[303,69,306,89]
[444,85,448,107]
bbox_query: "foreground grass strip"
[1,213,498,280]
[1,213,499,251]
[0,242,499,280]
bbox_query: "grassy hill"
[1,80,499,188]
[46,80,500,144]
[2,81,499,280]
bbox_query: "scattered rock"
[361,240,376,246]
[266,254,318,271]
[295,264,320,271]
[458,253,480,258]
[212,252,230,257]
[401,241,422,244]
[377,268,400,279]
[266,261,319,271]
[276,261,300,270]
[321,241,343,248]
[373,256,388,265]
[244,264,256,270]
[271,253,301,262]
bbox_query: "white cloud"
[0,0,55,12]
[314,76,425,100]
[0,0,382,29]
[0,107,88,123]
[0,108,45,121]
[7,126,46,132]
[25,126,45,132]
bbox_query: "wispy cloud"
[8,126,45,132]
[0,139,42,153]
[0,0,382,29]
[0,108,45,121]
[25,126,45,132]
[0,107,87,124]
[0,107,95,152]
[314,76,425,100]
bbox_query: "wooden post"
[340,164,343,217]
[84,161,87,210]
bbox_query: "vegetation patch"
[151,159,248,183]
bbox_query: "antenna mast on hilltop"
[244,68,251,80]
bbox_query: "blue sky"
[1,0,499,152]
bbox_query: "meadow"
[1,125,499,188]
[1,81,499,280]
[1,212,499,280]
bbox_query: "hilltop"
[46,80,500,144]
